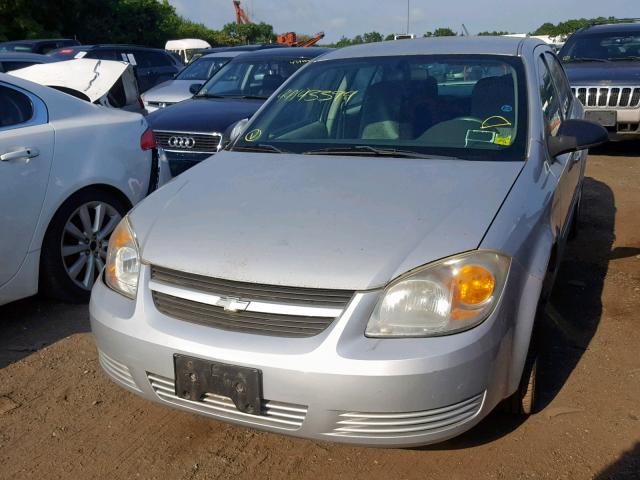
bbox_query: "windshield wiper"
[232,144,290,154]
[607,56,640,61]
[565,57,610,63]
[195,93,226,99]
[228,95,269,100]
[302,145,458,159]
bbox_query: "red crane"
[231,1,324,47]
[233,0,250,25]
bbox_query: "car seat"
[360,81,412,139]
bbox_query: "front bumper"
[90,263,528,447]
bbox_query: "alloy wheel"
[60,201,121,290]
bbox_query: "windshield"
[561,32,640,62]
[196,57,311,99]
[176,56,232,81]
[231,55,528,161]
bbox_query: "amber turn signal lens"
[454,265,496,306]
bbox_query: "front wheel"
[503,338,539,416]
[40,189,128,303]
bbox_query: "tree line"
[0,3,632,49]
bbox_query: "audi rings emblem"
[168,136,196,149]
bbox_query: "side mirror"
[220,118,250,150]
[548,119,609,158]
[189,83,203,94]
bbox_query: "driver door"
[0,82,54,287]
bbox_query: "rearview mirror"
[221,118,250,150]
[189,83,203,94]
[548,119,609,158]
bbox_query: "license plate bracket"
[174,354,263,415]
[585,110,617,127]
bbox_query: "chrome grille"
[98,350,141,392]
[147,372,307,430]
[154,130,222,153]
[572,86,640,109]
[328,392,485,439]
[153,291,337,337]
[151,265,354,307]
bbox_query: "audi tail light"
[140,128,157,151]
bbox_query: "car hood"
[146,97,263,133]
[564,62,640,85]
[131,152,523,290]
[9,58,135,102]
[142,79,193,104]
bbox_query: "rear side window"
[88,49,120,61]
[544,52,572,116]
[537,56,563,137]
[0,85,33,128]
[136,50,174,68]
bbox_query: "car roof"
[0,38,76,45]
[0,52,55,62]
[233,47,331,61]
[316,37,542,61]
[201,51,248,59]
[576,22,640,34]
[69,44,166,51]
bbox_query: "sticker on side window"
[74,51,87,59]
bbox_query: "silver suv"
[91,37,607,447]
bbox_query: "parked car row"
[0,25,629,448]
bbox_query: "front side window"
[196,57,312,100]
[560,31,640,62]
[544,52,572,116]
[537,56,563,138]
[0,85,34,128]
[231,55,528,161]
[176,57,233,81]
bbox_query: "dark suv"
[147,47,329,177]
[48,44,183,92]
[0,38,80,54]
[560,21,640,140]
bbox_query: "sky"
[168,0,638,43]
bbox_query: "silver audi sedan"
[91,37,607,447]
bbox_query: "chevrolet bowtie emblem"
[216,297,250,312]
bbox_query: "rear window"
[232,55,528,161]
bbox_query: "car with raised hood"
[146,47,329,177]
[90,37,608,447]
[0,73,161,306]
[142,51,248,113]
[560,21,640,140]
[9,58,145,114]
[47,45,183,93]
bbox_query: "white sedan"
[0,73,159,305]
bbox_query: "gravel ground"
[1,144,639,479]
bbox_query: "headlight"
[104,216,140,299]
[366,251,511,338]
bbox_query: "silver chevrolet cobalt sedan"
[91,37,608,447]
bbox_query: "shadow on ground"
[591,140,640,157]
[0,296,90,368]
[423,176,616,450]
[596,442,640,480]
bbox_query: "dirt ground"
[1,144,639,480]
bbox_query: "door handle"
[0,147,40,162]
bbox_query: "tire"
[568,188,582,241]
[40,189,129,303]
[503,334,539,416]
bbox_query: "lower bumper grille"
[153,291,336,337]
[147,372,307,430]
[328,392,485,439]
[98,350,141,392]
